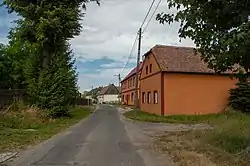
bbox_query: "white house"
[97,84,120,104]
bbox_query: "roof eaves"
[163,71,233,75]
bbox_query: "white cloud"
[100,61,124,68]
[0,37,8,44]
[74,0,196,91]
[70,0,194,62]
[78,67,133,90]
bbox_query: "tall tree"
[2,0,99,116]
[156,0,250,80]
[0,43,11,89]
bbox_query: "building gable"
[99,84,119,95]
[140,52,161,80]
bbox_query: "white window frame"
[147,92,151,104]
[154,91,158,104]
[142,92,146,103]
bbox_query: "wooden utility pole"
[118,74,121,103]
[134,28,142,108]
[115,74,122,103]
[91,86,93,105]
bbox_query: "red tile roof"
[149,45,232,74]
[121,62,143,82]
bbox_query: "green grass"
[0,106,93,152]
[124,109,237,124]
[125,109,250,163]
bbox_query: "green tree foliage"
[0,39,27,89]
[229,82,250,113]
[1,0,99,117]
[156,0,250,78]
[33,43,79,117]
[0,43,11,89]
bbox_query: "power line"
[118,0,157,78]
[109,34,137,85]
[142,0,162,34]
[120,33,138,75]
[140,0,157,28]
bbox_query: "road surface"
[3,105,159,166]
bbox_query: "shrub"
[229,82,250,113]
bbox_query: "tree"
[2,0,99,117]
[0,40,27,89]
[0,43,11,89]
[156,0,250,80]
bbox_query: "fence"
[0,89,27,109]
[75,98,92,106]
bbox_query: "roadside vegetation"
[0,101,93,152]
[124,109,250,166]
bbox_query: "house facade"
[121,62,143,106]
[140,45,237,115]
[97,84,120,104]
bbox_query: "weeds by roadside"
[0,102,93,152]
[125,109,250,166]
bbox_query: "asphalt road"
[5,105,146,166]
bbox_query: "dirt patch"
[154,129,250,166]
[154,131,217,166]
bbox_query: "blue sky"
[0,0,194,92]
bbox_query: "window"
[142,92,146,103]
[153,91,158,104]
[131,92,134,102]
[146,66,148,74]
[130,78,132,87]
[122,95,124,102]
[147,92,151,104]
[133,77,135,86]
[150,64,152,73]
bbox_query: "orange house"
[121,62,143,106]
[140,45,237,115]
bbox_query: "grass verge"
[124,109,242,124]
[0,105,93,153]
[125,109,250,166]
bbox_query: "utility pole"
[134,28,142,109]
[91,86,93,105]
[118,74,121,103]
[115,74,121,104]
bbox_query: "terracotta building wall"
[140,73,162,115]
[121,73,141,106]
[164,73,237,115]
[140,52,162,114]
[140,52,161,79]
[122,91,135,106]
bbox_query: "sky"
[0,0,195,92]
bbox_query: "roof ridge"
[153,44,196,50]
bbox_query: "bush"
[229,82,250,113]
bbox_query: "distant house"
[97,84,120,104]
[140,45,236,115]
[121,62,143,106]
[85,87,103,102]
